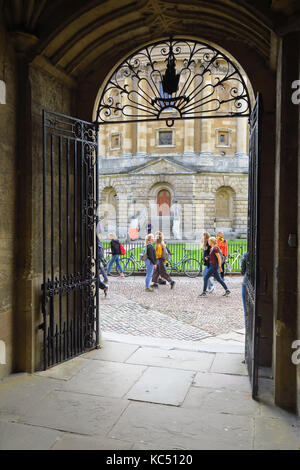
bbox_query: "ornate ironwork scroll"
[97,38,251,126]
[41,110,99,369]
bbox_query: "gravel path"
[103,275,245,336]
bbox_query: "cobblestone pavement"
[100,275,244,339]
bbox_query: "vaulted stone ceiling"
[1,0,299,79]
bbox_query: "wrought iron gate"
[41,110,99,370]
[245,93,262,398]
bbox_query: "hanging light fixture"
[162,42,180,95]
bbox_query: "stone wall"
[99,170,248,239]
[0,27,17,378]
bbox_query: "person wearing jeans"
[106,233,124,278]
[240,251,248,324]
[144,233,157,292]
[199,237,230,297]
[202,232,215,293]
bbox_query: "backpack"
[120,244,126,255]
[140,246,148,261]
[217,246,226,264]
[162,244,170,261]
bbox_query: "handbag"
[120,244,126,255]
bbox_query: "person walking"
[151,232,175,289]
[144,233,157,292]
[240,251,248,325]
[147,220,152,234]
[199,237,230,297]
[217,231,228,279]
[98,238,109,283]
[106,233,125,278]
[202,232,215,293]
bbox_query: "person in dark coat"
[106,233,124,278]
[144,233,157,292]
[98,239,108,283]
[202,232,215,293]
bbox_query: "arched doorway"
[42,37,260,397]
[157,189,171,217]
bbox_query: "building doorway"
[42,37,260,398]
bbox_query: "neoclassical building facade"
[98,50,249,240]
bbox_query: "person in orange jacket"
[217,231,228,279]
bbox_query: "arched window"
[157,189,171,216]
[215,187,235,228]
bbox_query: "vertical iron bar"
[42,111,47,370]
[59,136,62,363]
[66,138,70,357]
[74,139,78,354]
[80,132,84,351]
[96,126,100,347]
[50,133,55,367]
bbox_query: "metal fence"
[102,239,247,274]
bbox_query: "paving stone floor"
[0,333,299,450]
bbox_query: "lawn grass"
[102,239,247,273]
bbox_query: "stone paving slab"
[109,401,253,450]
[126,367,195,406]
[210,353,247,376]
[183,387,260,416]
[0,374,63,419]
[193,371,251,393]
[216,332,246,343]
[35,357,87,381]
[60,360,147,399]
[126,347,215,372]
[102,331,244,354]
[83,341,139,363]
[253,416,300,450]
[52,434,133,450]
[19,390,128,436]
[0,420,62,450]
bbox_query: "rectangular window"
[111,134,121,149]
[158,130,173,146]
[216,129,230,147]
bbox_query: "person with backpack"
[202,232,215,293]
[151,232,175,289]
[106,233,125,278]
[199,237,230,297]
[142,233,157,292]
[217,231,228,279]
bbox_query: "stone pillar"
[235,117,248,157]
[273,33,299,411]
[137,71,148,157]
[183,66,195,156]
[183,118,195,156]
[11,32,39,373]
[122,76,133,157]
[200,79,213,156]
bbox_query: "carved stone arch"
[148,181,175,201]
